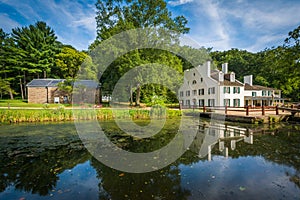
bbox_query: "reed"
[0,108,182,124]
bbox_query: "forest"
[0,0,299,103]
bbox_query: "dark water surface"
[0,119,299,200]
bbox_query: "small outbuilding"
[26,79,99,104]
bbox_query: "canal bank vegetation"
[0,107,182,124]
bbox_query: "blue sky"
[0,0,300,52]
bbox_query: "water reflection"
[190,122,254,161]
[0,120,299,199]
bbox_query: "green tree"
[92,0,190,106]
[55,46,89,79]
[0,28,17,99]
[10,21,61,98]
[210,48,260,81]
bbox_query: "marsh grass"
[0,108,182,123]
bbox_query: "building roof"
[74,80,99,88]
[27,79,99,88]
[244,83,277,91]
[219,80,244,86]
[26,79,64,87]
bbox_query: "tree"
[0,28,17,99]
[92,0,190,106]
[10,21,61,98]
[55,46,90,79]
[94,0,189,42]
[57,78,74,103]
[210,48,260,81]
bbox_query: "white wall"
[219,86,244,107]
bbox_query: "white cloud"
[187,0,231,50]
[0,13,20,32]
[0,0,97,50]
[246,34,286,52]
[175,0,300,52]
[0,0,41,20]
[168,0,194,6]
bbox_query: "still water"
[0,118,299,199]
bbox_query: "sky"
[0,0,300,52]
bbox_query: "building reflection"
[190,121,254,161]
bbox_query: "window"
[199,99,205,106]
[268,91,271,96]
[200,77,203,82]
[233,99,240,107]
[223,99,230,106]
[180,91,184,97]
[186,90,190,96]
[252,92,257,97]
[192,90,197,96]
[198,88,204,95]
[192,80,197,84]
[233,87,240,94]
[208,99,215,107]
[262,90,266,96]
[208,87,215,95]
[193,73,195,76]
[186,100,190,106]
[223,87,230,94]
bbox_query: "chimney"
[244,75,253,86]
[219,71,224,81]
[222,63,228,74]
[205,60,211,77]
[230,72,235,82]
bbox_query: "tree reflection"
[91,158,191,200]
[0,140,89,195]
[0,120,299,199]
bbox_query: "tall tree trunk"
[9,88,14,100]
[135,83,140,106]
[129,85,133,106]
[23,71,27,98]
[19,78,24,100]
[99,87,102,104]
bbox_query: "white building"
[243,75,283,107]
[179,61,283,108]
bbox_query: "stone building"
[26,79,99,104]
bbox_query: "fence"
[180,105,280,116]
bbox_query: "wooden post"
[225,105,228,114]
[262,105,265,116]
[276,105,279,115]
[203,106,206,113]
[246,105,249,116]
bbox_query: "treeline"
[0,21,97,100]
[0,0,299,103]
[211,26,300,101]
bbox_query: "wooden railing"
[180,105,281,116]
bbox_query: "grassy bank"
[0,108,182,123]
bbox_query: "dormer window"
[192,80,197,84]
[193,73,195,76]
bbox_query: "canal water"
[0,119,299,199]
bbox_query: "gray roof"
[27,79,99,88]
[74,80,99,88]
[244,83,277,91]
[26,79,64,87]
